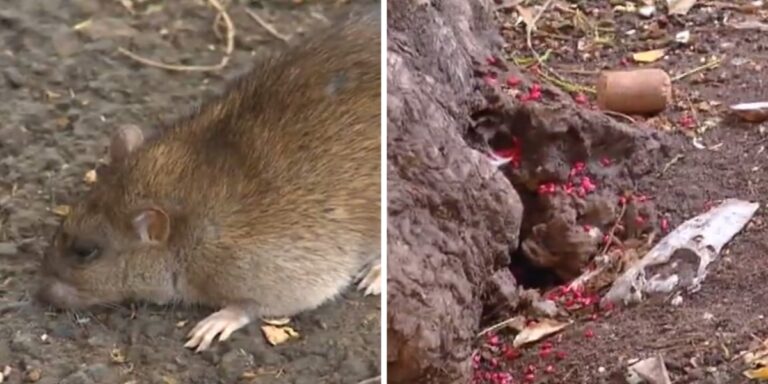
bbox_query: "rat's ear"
[110,124,144,164]
[132,208,170,243]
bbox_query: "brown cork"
[596,68,672,115]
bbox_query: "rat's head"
[36,125,178,310]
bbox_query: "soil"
[470,1,768,384]
[0,1,379,384]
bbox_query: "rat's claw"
[356,261,381,296]
[184,306,251,352]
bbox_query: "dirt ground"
[471,1,768,384]
[0,1,379,383]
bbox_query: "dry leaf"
[262,317,291,326]
[633,49,666,63]
[667,0,697,15]
[52,205,71,217]
[261,325,299,346]
[512,318,570,347]
[515,6,536,30]
[744,366,768,379]
[83,169,97,184]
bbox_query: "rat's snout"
[35,278,90,310]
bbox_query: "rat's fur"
[38,18,380,324]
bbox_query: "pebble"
[59,371,91,384]
[0,243,17,256]
[217,350,252,383]
[82,363,115,382]
[24,368,42,382]
[339,352,373,380]
[0,341,11,365]
[141,321,167,340]
[2,68,26,88]
[48,322,77,340]
[51,28,82,58]
[10,333,37,356]
[78,18,137,41]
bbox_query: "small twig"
[600,201,627,256]
[660,154,684,176]
[118,0,235,72]
[672,58,722,82]
[603,110,636,124]
[524,0,593,94]
[245,8,291,43]
[356,376,381,384]
[525,0,555,68]
[477,316,524,337]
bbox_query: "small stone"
[77,18,137,41]
[10,333,36,356]
[217,350,252,383]
[83,364,115,382]
[0,243,17,256]
[59,371,91,384]
[140,321,167,340]
[0,341,11,365]
[49,322,77,340]
[340,352,374,379]
[51,28,82,57]
[638,5,655,17]
[2,68,26,88]
[24,368,42,382]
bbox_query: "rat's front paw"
[356,261,381,296]
[184,306,252,352]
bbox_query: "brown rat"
[36,16,381,352]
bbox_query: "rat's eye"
[69,238,101,262]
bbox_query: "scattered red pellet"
[679,113,695,129]
[525,364,537,374]
[570,161,586,177]
[635,216,646,226]
[581,176,597,193]
[584,329,595,338]
[573,92,588,105]
[539,348,552,358]
[484,75,498,86]
[619,57,629,66]
[524,373,536,382]
[600,157,612,166]
[506,75,521,87]
[545,365,555,374]
[504,346,521,360]
[555,350,567,360]
[563,182,574,194]
[537,182,556,195]
[660,217,670,232]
